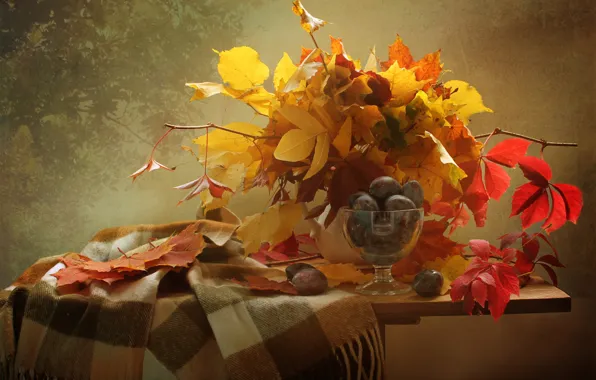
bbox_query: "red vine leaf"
[483,160,510,200]
[521,234,540,261]
[461,164,489,227]
[232,275,298,295]
[538,263,558,287]
[552,183,583,224]
[469,239,491,260]
[520,189,550,229]
[514,250,534,275]
[542,188,566,233]
[536,254,564,268]
[484,138,532,168]
[518,156,552,187]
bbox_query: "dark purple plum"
[369,176,402,203]
[348,191,369,209]
[352,193,380,211]
[384,195,416,211]
[402,180,424,208]
[285,263,316,281]
[412,269,443,297]
[291,268,328,295]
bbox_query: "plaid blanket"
[1,217,384,380]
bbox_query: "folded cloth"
[1,220,384,380]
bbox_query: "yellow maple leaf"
[273,52,297,92]
[276,104,326,135]
[423,255,470,295]
[310,97,341,136]
[347,105,384,144]
[398,131,467,203]
[292,0,327,34]
[223,87,274,116]
[215,46,270,91]
[443,80,493,125]
[237,201,303,255]
[379,62,428,106]
[315,264,374,287]
[185,82,225,101]
[332,117,352,158]
[304,133,329,179]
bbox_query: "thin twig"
[309,32,329,74]
[474,128,578,148]
[164,123,279,140]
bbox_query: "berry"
[291,268,328,295]
[412,269,443,297]
[285,263,316,281]
[369,176,402,202]
[402,180,424,208]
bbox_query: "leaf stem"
[474,128,578,149]
[309,32,329,74]
[164,123,280,140]
[151,128,174,157]
[204,126,209,175]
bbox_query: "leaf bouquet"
[131,1,583,319]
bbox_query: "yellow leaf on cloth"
[215,46,270,91]
[443,80,493,125]
[292,0,327,33]
[379,62,428,106]
[316,264,374,287]
[398,131,467,203]
[422,255,470,295]
[237,201,303,255]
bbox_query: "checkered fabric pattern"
[1,221,384,380]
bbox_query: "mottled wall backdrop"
[1,0,595,378]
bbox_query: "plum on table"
[412,269,443,297]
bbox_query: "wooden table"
[340,276,571,344]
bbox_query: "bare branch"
[474,128,578,148]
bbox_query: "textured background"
[1,0,595,378]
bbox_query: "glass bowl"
[339,207,424,296]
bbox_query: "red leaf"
[542,188,566,233]
[295,233,317,247]
[448,204,470,235]
[430,202,455,217]
[53,266,127,287]
[552,184,583,224]
[477,271,496,287]
[520,189,550,229]
[484,138,532,168]
[251,251,268,264]
[536,254,564,268]
[493,263,520,296]
[462,166,489,227]
[483,160,510,200]
[271,234,300,256]
[514,250,535,275]
[265,250,291,261]
[463,292,476,315]
[469,239,491,260]
[297,170,326,203]
[510,183,544,217]
[522,234,540,261]
[487,281,510,321]
[232,276,298,295]
[518,156,552,187]
[501,248,517,263]
[538,263,558,287]
[471,279,488,306]
[499,232,525,250]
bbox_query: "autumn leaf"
[276,104,325,135]
[484,138,532,168]
[443,80,493,125]
[175,174,234,205]
[363,46,378,72]
[214,46,269,90]
[185,82,225,101]
[53,266,127,287]
[381,34,414,70]
[233,275,298,295]
[199,163,245,212]
[304,132,330,179]
[552,183,583,223]
[315,264,373,287]
[274,129,317,162]
[379,62,427,106]
[332,117,352,158]
[274,52,298,92]
[414,50,443,88]
[330,35,346,56]
[461,161,489,227]
[518,156,552,187]
[483,160,510,200]
[237,200,303,255]
[224,87,275,115]
[284,48,323,93]
[292,0,327,34]
[398,131,466,203]
[193,122,262,153]
[129,157,174,182]
[422,255,471,295]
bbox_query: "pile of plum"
[345,176,424,265]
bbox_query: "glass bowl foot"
[355,265,411,296]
